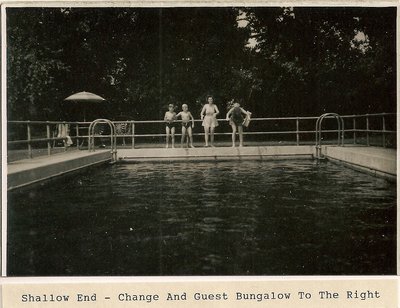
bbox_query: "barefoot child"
[164,104,176,148]
[176,104,195,148]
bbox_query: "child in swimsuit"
[164,104,176,148]
[226,100,250,147]
[176,104,195,148]
[200,95,219,147]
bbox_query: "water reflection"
[7,160,396,275]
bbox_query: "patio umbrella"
[64,91,107,121]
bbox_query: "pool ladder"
[88,119,117,163]
[315,113,344,160]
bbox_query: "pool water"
[7,160,396,275]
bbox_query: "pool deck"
[7,150,111,191]
[118,145,315,161]
[6,145,397,190]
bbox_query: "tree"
[7,8,70,120]
[244,7,396,117]
[7,7,396,121]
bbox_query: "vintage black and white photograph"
[4,5,397,276]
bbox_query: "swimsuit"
[202,115,218,128]
[182,122,192,129]
[165,111,177,129]
[166,122,177,129]
[202,105,219,128]
[230,107,244,126]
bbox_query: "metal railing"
[88,119,118,163]
[7,113,396,160]
[315,113,344,159]
[7,120,88,159]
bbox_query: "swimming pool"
[7,160,396,275]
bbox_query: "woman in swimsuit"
[200,95,219,147]
[226,100,250,147]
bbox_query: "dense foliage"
[7,7,396,121]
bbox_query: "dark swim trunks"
[166,122,177,129]
[182,122,192,129]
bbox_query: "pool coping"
[117,145,315,162]
[7,150,111,191]
[323,146,396,182]
[6,145,396,191]
[118,145,396,179]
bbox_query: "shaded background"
[7,7,396,122]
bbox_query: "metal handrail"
[7,113,396,159]
[7,112,394,124]
[88,119,117,163]
[315,113,344,159]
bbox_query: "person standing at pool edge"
[176,104,195,148]
[226,100,251,147]
[200,95,219,147]
[164,103,176,148]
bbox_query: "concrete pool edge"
[7,150,112,191]
[6,145,396,190]
[118,155,314,162]
[326,157,397,182]
[117,145,315,162]
[117,145,396,178]
[323,146,396,182]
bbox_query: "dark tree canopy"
[244,7,396,117]
[7,6,396,121]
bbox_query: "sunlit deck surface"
[7,149,111,190]
[118,145,315,161]
[7,144,397,190]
